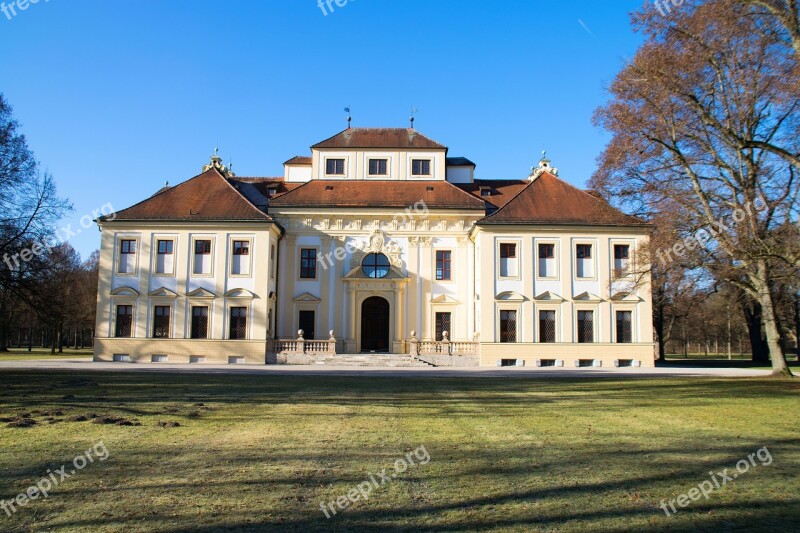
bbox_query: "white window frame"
[191,236,216,278]
[574,306,599,343]
[535,305,560,343]
[227,303,251,340]
[152,236,177,277]
[535,239,559,280]
[324,157,347,177]
[496,239,522,280]
[229,236,253,278]
[572,239,598,281]
[611,240,635,280]
[367,157,390,177]
[115,235,140,277]
[496,305,522,343]
[612,305,636,343]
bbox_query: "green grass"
[0,371,797,532]
[0,348,92,361]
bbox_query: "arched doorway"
[361,296,390,352]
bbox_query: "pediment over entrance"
[148,287,178,298]
[573,291,604,302]
[430,294,461,305]
[186,288,216,298]
[293,292,321,302]
[110,286,140,297]
[495,291,527,302]
[343,265,407,280]
[534,291,565,302]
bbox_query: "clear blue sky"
[0,0,645,259]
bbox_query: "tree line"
[0,94,97,353]
[593,0,799,376]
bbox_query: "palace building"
[94,127,655,367]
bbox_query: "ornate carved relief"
[349,230,404,270]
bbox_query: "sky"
[0,0,646,259]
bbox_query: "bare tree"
[593,0,799,376]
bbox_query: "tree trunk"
[754,261,791,377]
[743,301,770,362]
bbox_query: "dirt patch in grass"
[6,418,37,428]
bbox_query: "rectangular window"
[229,307,248,340]
[191,306,209,339]
[155,239,174,275]
[326,158,345,175]
[614,244,631,277]
[270,244,276,279]
[193,240,212,275]
[480,187,492,197]
[157,240,173,254]
[120,240,136,254]
[115,305,133,338]
[232,240,251,276]
[411,159,431,176]
[298,310,316,340]
[577,310,594,343]
[368,159,388,176]
[616,311,633,343]
[576,244,593,278]
[538,243,556,278]
[118,239,137,274]
[500,310,517,343]
[152,306,171,338]
[300,249,317,279]
[539,310,556,343]
[499,243,518,277]
[435,312,452,341]
[436,250,452,281]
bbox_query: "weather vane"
[344,106,351,129]
[410,106,419,128]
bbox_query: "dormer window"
[480,187,492,197]
[368,159,388,176]
[411,159,431,176]
[326,159,345,176]
[267,186,278,196]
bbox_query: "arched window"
[362,253,391,279]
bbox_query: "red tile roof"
[284,156,312,165]
[477,172,649,226]
[457,179,530,210]
[108,169,273,222]
[311,128,446,150]
[268,180,485,210]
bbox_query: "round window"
[362,253,391,279]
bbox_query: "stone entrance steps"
[311,354,435,367]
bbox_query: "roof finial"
[410,106,418,129]
[344,106,351,129]
[530,149,558,181]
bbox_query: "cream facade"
[94,128,655,367]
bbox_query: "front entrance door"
[298,310,315,340]
[361,297,390,352]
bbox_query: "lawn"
[0,371,797,532]
[0,348,92,361]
